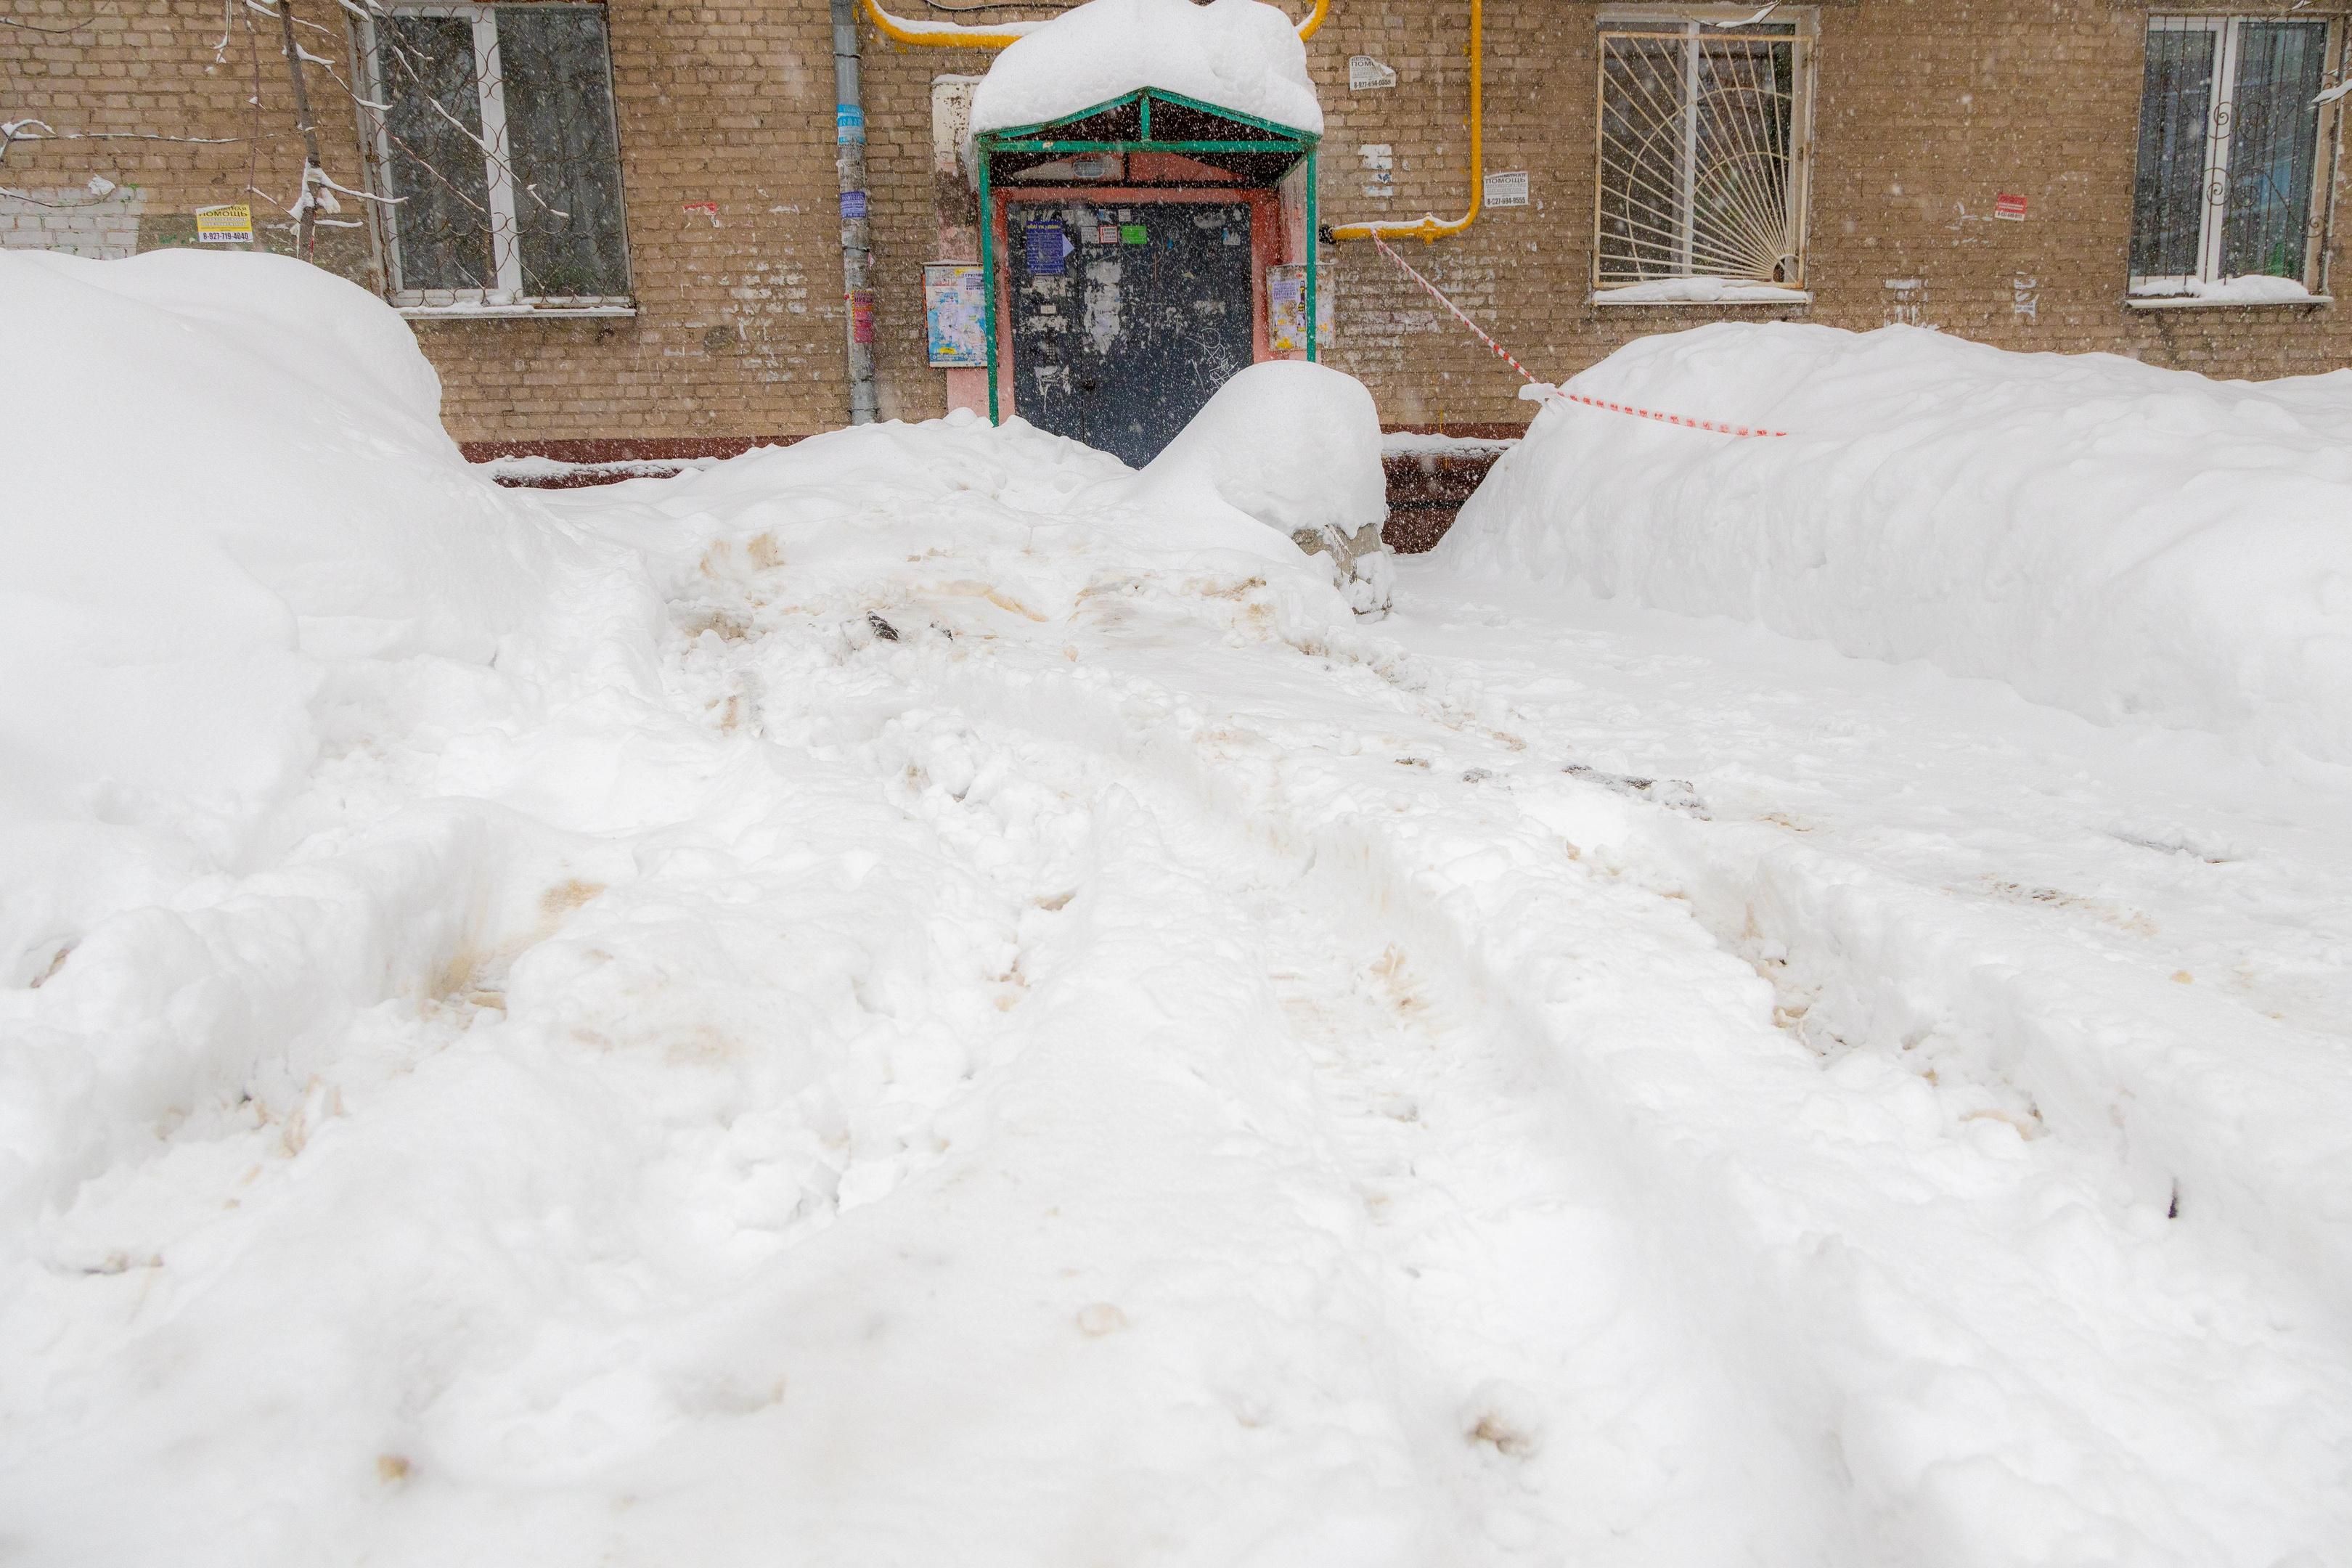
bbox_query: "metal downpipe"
[832,0,879,425]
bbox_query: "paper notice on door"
[1268,263,1308,354]
[1025,221,1071,274]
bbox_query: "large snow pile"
[9,253,2352,1567]
[0,250,603,1225]
[1442,324,2352,768]
[968,0,1322,136]
[0,250,565,864]
[0,251,1430,1566]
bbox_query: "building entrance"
[1005,198,1255,467]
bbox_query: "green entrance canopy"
[974,87,1322,426]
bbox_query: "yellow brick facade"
[7,0,2348,446]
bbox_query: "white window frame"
[2128,13,2345,308]
[1591,4,1818,306]
[354,1,635,318]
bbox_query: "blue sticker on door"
[1024,221,1072,276]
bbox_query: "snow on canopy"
[967,0,1323,138]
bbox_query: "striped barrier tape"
[1367,232,1789,440]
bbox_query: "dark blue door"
[1005,199,1254,468]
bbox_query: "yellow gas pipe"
[1325,0,1479,242]
[858,0,1479,245]
[861,0,1328,51]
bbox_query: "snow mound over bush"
[0,250,567,857]
[969,0,1321,136]
[1091,362,1392,609]
[1118,361,1384,536]
[1443,323,2352,768]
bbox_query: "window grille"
[1594,8,1815,292]
[359,3,632,310]
[2131,15,2344,296]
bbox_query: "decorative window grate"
[2131,15,2344,297]
[1594,9,1815,293]
[359,3,632,311]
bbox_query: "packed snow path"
[9,425,2351,1567]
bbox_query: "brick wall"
[0,0,369,276]
[7,0,2348,446]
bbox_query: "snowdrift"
[0,250,592,1222]
[1442,324,2352,768]
[0,250,566,866]
[968,0,1321,136]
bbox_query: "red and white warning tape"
[1367,232,1789,440]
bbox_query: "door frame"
[989,185,1284,436]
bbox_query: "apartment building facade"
[5,0,2347,458]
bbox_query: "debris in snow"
[968,0,1322,137]
[867,611,902,642]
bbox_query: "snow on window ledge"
[2125,293,2331,311]
[1591,279,1812,306]
[395,299,639,321]
[2126,275,2326,309]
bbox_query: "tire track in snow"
[905,581,2352,1565]
[680,572,1850,1561]
[669,510,2352,1564]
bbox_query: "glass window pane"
[1598,35,1691,282]
[2131,25,2216,279]
[1693,36,1797,282]
[2221,20,2327,281]
[497,6,631,298]
[378,14,494,291]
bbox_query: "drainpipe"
[831,0,878,425]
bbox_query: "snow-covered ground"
[6,254,2351,1567]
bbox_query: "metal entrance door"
[1005,199,1254,468]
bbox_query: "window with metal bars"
[359,3,632,311]
[1593,7,1815,295]
[2131,15,2345,298]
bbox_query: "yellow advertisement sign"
[194,203,253,245]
